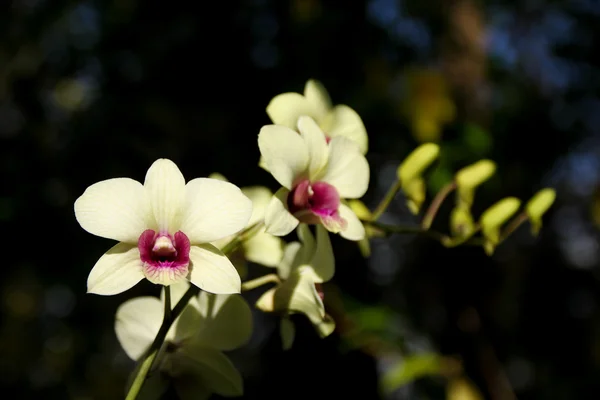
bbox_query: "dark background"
[2,0,600,399]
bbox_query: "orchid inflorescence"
[74,79,556,399]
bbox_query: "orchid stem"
[241,273,280,291]
[371,179,402,221]
[421,181,456,230]
[500,212,528,242]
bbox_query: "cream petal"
[304,79,332,117]
[241,186,274,226]
[115,296,162,360]
[297,116,329,179]
[324,105,369,154]
[194,292,253,350]
[74,178,151,243]
[277,241,302,280]
[144,159,186,233]
[266,92,318,129]
[258,125,309,189]
[188,244,241,294]
[308,225,335,283]
[243,230,284,267]
[264,188,299,236]
[173,344,243,397]
[87,243,144,295]
[320,137,370,199]
[180,178,253,244]
[338,204,366,241]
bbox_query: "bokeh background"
[3,0,600,399]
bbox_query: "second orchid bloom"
[258,116,370,241]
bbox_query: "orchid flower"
[74,159,252,295]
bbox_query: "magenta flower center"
[288,180,340,218]
[138,230,191,284]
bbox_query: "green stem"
[500,212,528,242]
[371,179,403,221]
[241,273,280,291]
[365,220,484,247]
[421,181,457,230]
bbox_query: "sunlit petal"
[144,159,186,233]
[320,136,370,198]
[74,178,151,243]
[188,244,241,294]
[87,243,144,295]
[181,178,252,243]
[258,125,309,189]
[264,188,299,236]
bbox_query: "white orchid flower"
[258,116,370,241]
[74,159,253,295]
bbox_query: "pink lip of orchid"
[138,230,191,283]
[287,180,347,231]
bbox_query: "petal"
[258,125,309,189]
[115,296,162,360]
[195,292,253,350]
[323,105,369,154]
[87,243,144,295]
[74,178,151,243]
[180,178,253,243]
[266,92,318,129]
[173,344,243,397]
[277,241,302,280]
[241,186,274,226]
[308,225,335,283]
[264,188,299,236]
[144,159,186,233]
[297,116,329,179]
[243,230,284,267]
[304,79,332,117]
[320,136,370,198]
[338,204,366,241]
[188,244,241,294]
